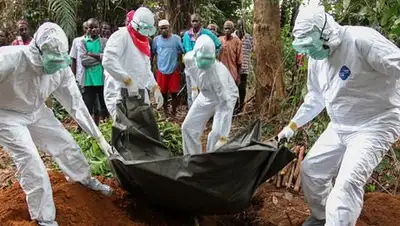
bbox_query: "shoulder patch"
[339,65,351,80]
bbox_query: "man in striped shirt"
[233,18,253,113]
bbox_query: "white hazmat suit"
[102,7,163,120]
[278,6,400,226]
[182,35,239,155]
[0,23,112,226]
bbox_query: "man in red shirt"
[12,20,32,46]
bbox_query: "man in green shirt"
[79,18,108,125]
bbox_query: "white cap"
[158,19,170,27]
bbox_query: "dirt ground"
[1,105,400,225]
[0,162,400,226]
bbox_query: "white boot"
[81,177,113,196]
[38,220,59,226]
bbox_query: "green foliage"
[198,0,253,33]
[23,0,49,29]
[366,184,376,192]
[52,98,69,121]
[70,119,113,177]
[154,111,183,156]
[322,0,400,44]
[65,110,183,177]
[281,24,298,75]
[48,0,77,39]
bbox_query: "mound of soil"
[0,171,195,226]
[236,183,400,226]
[358,192,400,226]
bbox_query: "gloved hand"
[214,137,228,150]
[277,126,294,141]
[277,121,297,141]
[153,86,164,109]
[191,87,199,100]
[97,135,113,157]
[124,77,140,98]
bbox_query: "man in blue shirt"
[182,13,221,108]
[152,19,184,117]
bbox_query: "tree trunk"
[253,0,285,116]
[164,0,197,33]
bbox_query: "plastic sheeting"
[109,88,295,215]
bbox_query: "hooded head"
[125,10,135,26]
[193,35,216,70]
[130,7,156,37]
[29,22,71,74]
[292,6,342,60]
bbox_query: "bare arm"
[87,52,103,61]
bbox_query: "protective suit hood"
[193,35,217,70]
[293,6,343,52]
[131,7,155,31]
[193,35,216,56]
[29,22,69,66]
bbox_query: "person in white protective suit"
[277,6,400,226]
[102,7,163,120]
[0,22,113,226]
[182,35,239,155]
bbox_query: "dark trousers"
[235,73,248,114]
[82,86,108,125]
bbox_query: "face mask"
[42,51,71,74]
[133,21,156,37]
[292,31,329,60]
[194,51,215,70]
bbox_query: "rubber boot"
[302,216,326,226]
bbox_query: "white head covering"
[193,34,216,55]
[131,7,155,30]
[158,19,170,27]
[32,22,68,54]
[29,22,69,66]
[293,6,343,52]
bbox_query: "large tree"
[163,0,198,33]
[253,0,285,115]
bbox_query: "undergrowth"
[65,108,184,177]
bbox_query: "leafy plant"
[366,184,376,192]
[66,110,184,178]
[154,111,183,156]
[47,0,77,39]
[322,0,400,44]
[70,119,113,177]
[52,98,69,121]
